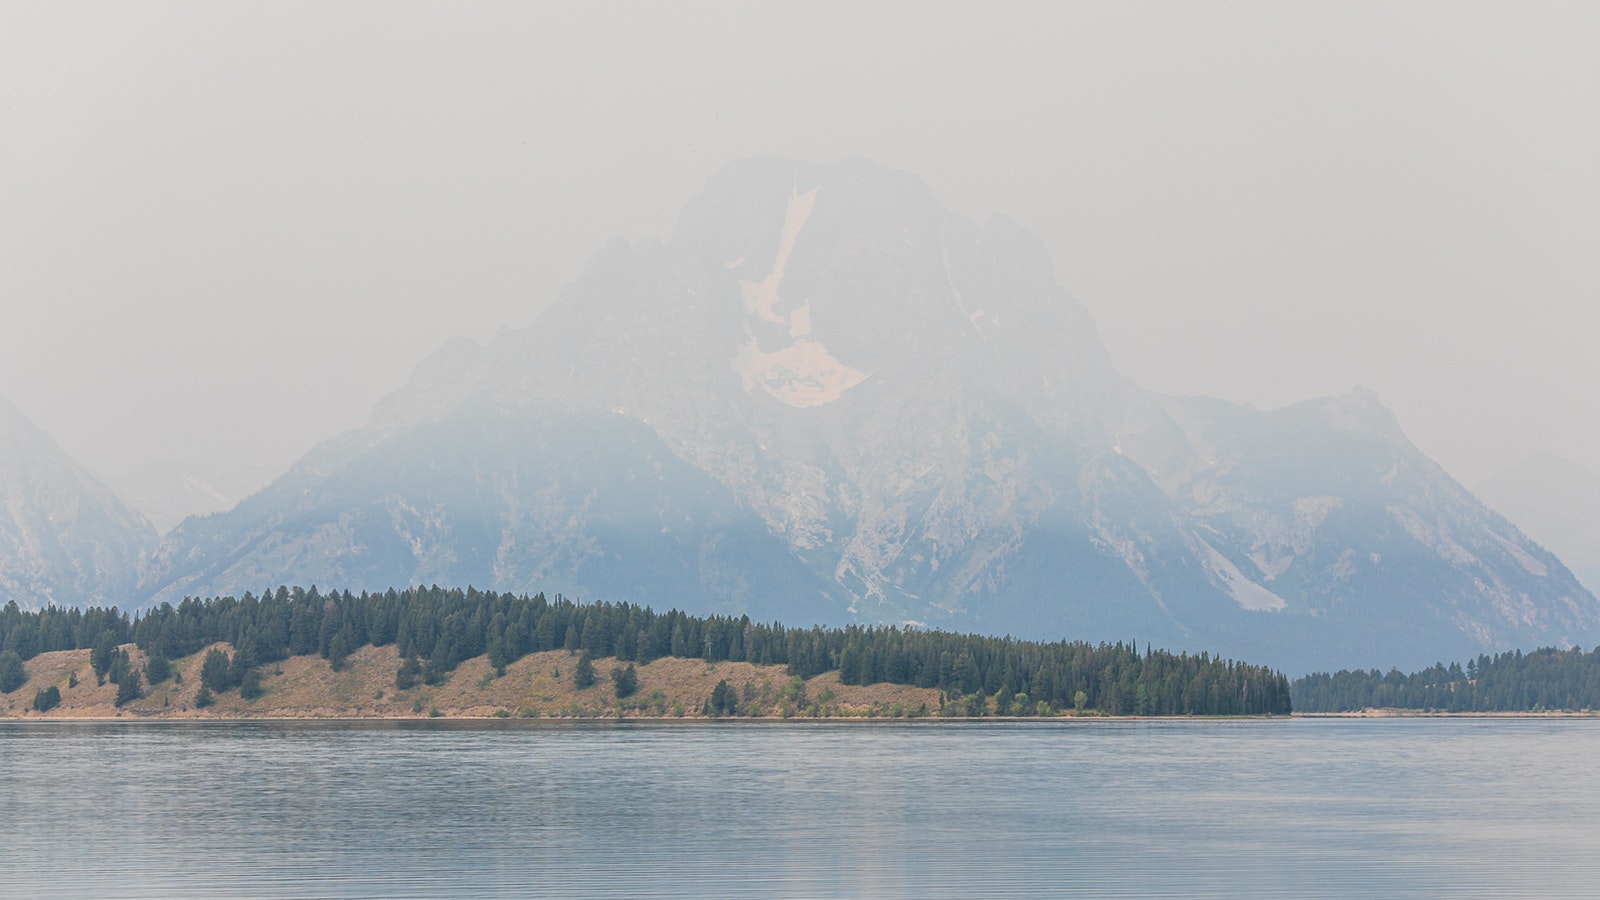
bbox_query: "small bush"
[32,686,61,712]
[962,692,988,718]
[707,679,738,717]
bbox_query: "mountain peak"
[1319,386,1405,438]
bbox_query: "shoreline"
[10,708,1597,723]
[2,713,1288,724]
[1292,709,1600,718]
[12,713,1599,723]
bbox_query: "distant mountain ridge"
[0,393,157,609]
[103,459,276,535]
[9,158,1594,674]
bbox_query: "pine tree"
[574,653,596,689]
[115,669,143,707]
[239,669,263,700]
[144,653,171,685]
[90,633,117,684]
[0,649,25,693]
[395,656,422,691]
[200,648,233,693]
[107,650,130,687]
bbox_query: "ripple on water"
[3,719,1599,898]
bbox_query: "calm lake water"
[2,718,1597,898]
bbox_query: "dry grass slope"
[0,643,944,720]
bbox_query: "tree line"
[0,586,1290,715]
[1292,645,1600,712]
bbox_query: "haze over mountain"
[1478,456,1600,597]
[128,159,1598,673]
[103,460,276,535]
[0,393,157,609]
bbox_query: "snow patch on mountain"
[735,182,870,407]
[1248,551,1294,581]
[1201,541,1288,611]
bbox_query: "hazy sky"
[2,2,1596,494]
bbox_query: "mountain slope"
[0,393,157,610]
[1477,455,1600,596]
[141,394,845,626]
[1118,391,1594,668]
[139,158,1600,673]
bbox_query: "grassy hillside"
[0,643,945,719]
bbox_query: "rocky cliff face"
[135,158,1599,672]
[0,393,157,610]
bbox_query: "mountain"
[1477,455,1600,596]
[137,158,1600,673]
[0,393,158,610]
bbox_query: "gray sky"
[2,1,1597,493]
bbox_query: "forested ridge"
[1292,646,1600,712]
[0,586,1291,716]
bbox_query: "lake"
[2,718,1597,897]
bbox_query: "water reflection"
[2,719,1597,898]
